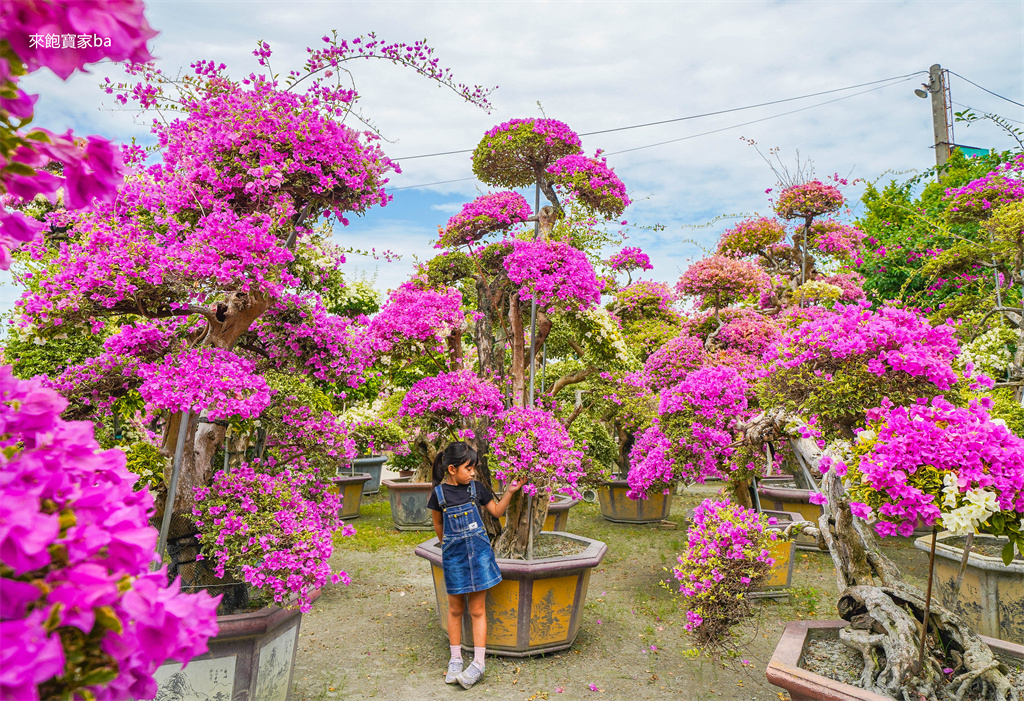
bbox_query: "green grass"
[332,489,435,553]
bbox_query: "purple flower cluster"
[819,272,867,302]
[807,219,864,261]
[773,180,845,220]
[643,333,704,390]
[503,238,602,312]
[613,280,677,321]
[944,154,1024,222]
[440,191,532,247]
[546,152,631,219]
[673,498,778,644]
[0,367,219,701]
[488,406,585,498]
[192,463,351,612]
[716,217,786,258]
[718,311,780,356]
[399,370,504,440]
[608,246,653,272]
[675,256,770,310]
[368,281,464,357]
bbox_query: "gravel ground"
[290,483,933,701]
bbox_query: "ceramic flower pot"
[415,533,607,656]
[148,590,319,701]
[381,478,435,531]
[340,455,387,494]
[329,472,371,520]
[765,619,1024,701]
[757,478,827,551]
[598,479,671,523]
[913,532,1024,643]
[499,494,580,532]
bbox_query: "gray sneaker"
[457,662,485,689]
[445,658,463,684]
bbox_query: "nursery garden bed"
[289,483,935,700]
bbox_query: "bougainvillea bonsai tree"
[418,117,634,557]
[736,299,1024,701]
[10,35,493,607]
[0,366,220,701]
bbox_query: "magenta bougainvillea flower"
[488,406,585,498]
[440,191,532,247]
[773,180,845,219]
[503,238,602,312]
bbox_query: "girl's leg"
[447,594,465,647]
[466,590,487,651]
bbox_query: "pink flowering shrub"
[0,367,219,701]
[488,406,585,498]
[718,310,780,356]
[440,191,532,247]
[944,154,1024,223]
[773,180,845,219]
[608,246,653,273]
[676,256,770,313]
[612,280,676,322]
[807,218,864,260]
[192,463,352,612]
[820,272,867,302]
[503,238,602,311]
[0,0,154,265]
[546,152,631,218]
[472,118,582,188]
[823,396,1024,559]
[399,370,504,441]
[716,217,786,258]
[628,366,750,498]
[673,498,779,646]
[643,333,704,390]
[368,281,464,357]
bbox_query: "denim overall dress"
[436,481,502,596]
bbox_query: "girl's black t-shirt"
[426,480,494,512]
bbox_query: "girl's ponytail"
[431,451,446,486]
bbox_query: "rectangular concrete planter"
[381,478,435,531]
[914,532,1024,643]
[146,591,318,701]
[758,479,827,551]
[598,480,671,523]
[329,472,371,520]
[415,533,607,657]
[339,455,386,494]
[766,619,1024,701]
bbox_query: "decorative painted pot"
[414,533,607,657]
[757,479,827,551]
[329,472,371,520]
[913,532,1024,643]
[381,478,434,531]
[339,455,387,494]
[499,494,580,532]
[148,591,319,701]
[597,479,671,524]
[766,619,1024,701]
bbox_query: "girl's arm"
[432,509,443,541]
[484,481,523,518]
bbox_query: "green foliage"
[124,441,167,492]
[3,325,105,380]
[422,250,476,288]
[471,121,581,188]
[567,416,618,480]
[621,317,681,361]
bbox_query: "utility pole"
[927,64,954,177]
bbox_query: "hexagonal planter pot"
[414,533,607,656]
[766,620,1024,701]
[381,478,434,531]
[330,472,371,520]
[598,479,671,523]
[499,494,580,532]
[914,532,1024,643]
[757,478,827,551]
[148,591,319,701]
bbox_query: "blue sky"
[3,0,1023,315]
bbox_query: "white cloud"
[429,202,464,215]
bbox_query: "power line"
[389,76,915,190]
[948,71,1024,109]
[393,71,925,161]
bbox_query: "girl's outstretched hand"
[507,480,523,493]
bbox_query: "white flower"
[856,429,876,443]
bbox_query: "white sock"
[450,644,462,661]
[473,646,486,668]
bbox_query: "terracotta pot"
[757,479,827,551]
[914,532,1024,643]
[338,455,387,494]
[381,478,434,531]
[414,533,607,656]
[397,469,415,479]
[150,590,320,701]
[766,619,1024,701]
[329,473,371,520]
[597,480,671,524]
[499,494,580,532]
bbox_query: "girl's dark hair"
[431,442,478,486]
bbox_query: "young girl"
[427,442,522,689]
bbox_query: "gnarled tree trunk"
[493,490,550,559]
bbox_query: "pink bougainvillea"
[0,366,219,701]
[503,238,602,311]
[368,281,464,357]
[820,272,867,302]
[675,256,770,311]
[773,180,845,219]
[488,406,585,498]
[608,246,653,273]
[643,333,704,390]
[546,152,631,218]
[944,153,1024,222]
[716,217,786,258]
[399,370,504,440]
[806,218,864,260]
[440,191,532,247]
